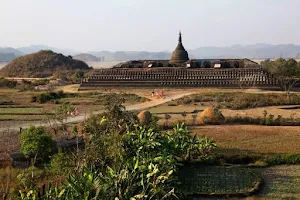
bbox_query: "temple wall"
[79,68,278,90]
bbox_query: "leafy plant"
[19,126,56,177]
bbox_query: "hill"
[88,44,300,60]
[0,53,17,62]
[73,53,101,62]
[188,44,300,59]
[17,45,78,56]
[0,50,91,78]
[0,47,24,62]
[2,43,300,61]
[88,51,171,61]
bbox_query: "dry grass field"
[191,125,300,155]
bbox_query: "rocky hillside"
[0,50,91,78]
[73,53,101,62]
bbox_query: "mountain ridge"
[2,43,300,62]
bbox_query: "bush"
[50,149,72,175]
[265,154,300,165]
[168,102,178,106]
[32,90,65,103]
[0,78,17,88]
[137,110,152,125]
[218,154,258,165]
[225,113,300,126]
[32,79,49,86]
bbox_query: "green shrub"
[265,154,300,165]
[225,113,300,126]
[32,90,65,103]
[0,78,17,88]
[137,110,153,125]
[218,154,258,165]
[50,149,72,175]
[168,102,178,106]
[32,79,49,86]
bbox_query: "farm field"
[197,165,300,200]
[191,125,300,155]
[0,88,147,128]
[256,165,300,199]
[180,165,260,196]
[146,91,300,126]
[0,107,43,114]
[151,105,300,126]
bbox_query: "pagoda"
[169,31,189,64]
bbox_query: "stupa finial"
[179,31,182,43]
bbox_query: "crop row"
[180,165,260,195]
[0,107,44,114]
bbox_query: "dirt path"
[55,84,81,93]
[0,92,195,132]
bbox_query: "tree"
[164,113,171,126]
[19,126,56,177]
[83,97,138,169]
[137,110,152,125]
[50,149,73,176]
[181,111,187,122]
[72,70,85,83]
[192,113,198,125]
[261,58,300,99]
[55,103,75,134]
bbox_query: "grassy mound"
[198,107,225,124]
[0,50,91,78]
[137,110,152,125]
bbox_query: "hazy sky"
[1,0,300,52]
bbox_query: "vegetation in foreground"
[1,84,300,199]
[2,98,219,199]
